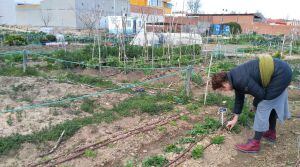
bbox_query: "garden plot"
[0,76,130,137]
[0,103,222,167]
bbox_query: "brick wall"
[164,15,300,35]
[130,4,163,15]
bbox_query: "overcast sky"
[171,0,300,19]
[16,0,300,19]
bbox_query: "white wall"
[0,0,16,25]
[40,0,77,27]
[16,5,43,26]
[75,0,130,29]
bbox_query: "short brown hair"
[211,72,228,90]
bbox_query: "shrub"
[226,22,242,35]
[4,35,27,46]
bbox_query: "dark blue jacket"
[227,58,292,114]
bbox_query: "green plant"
[191,72,203,85]
[180,115,189,121]
[186,103,200,111]
[191,145,204,159]
[207,61,236,74]
[83,149,97,158]
[113,93,174,116]
[188,117,221,136]
[4,35,27,46]
[179,137,196,144]
[273,51,282,59]
[0,92,175,155]
[169,120,177,126]
[142,155,169,167]
[6,115,13,126]
[211,136,225,144]
[80,98,95,113]
[231,125,241,134]
[58,73,116,88]
[16,112,22,122]
[125,160,134,167]
[157,126,167,133]
[46,34,56,42]
[164,144,183,153]
[0,66,40,77]
[188,123,208,136]
[225,22,242,35]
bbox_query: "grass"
[112,93,174,116]
[0,92,175,156]
[211,136,225,144]
[202,93,254,127]
[191,145,204,159]
[180,115,189,121]
[0,66,40,77]
[164,144,183,153]
[142,155,169,167]
[58,72,116,88]
[80,98,95,113]
[186,102,201,111]
[83,149,97,158]
[201,93,234,109]
[178,137,196,144]
[157,126,167,133]
[49,102,71,108]
[169,120,177,126]
[191,72,203,85]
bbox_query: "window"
[148,0,158,6]
[81,2,84,6]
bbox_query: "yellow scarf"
[259,55,274,88]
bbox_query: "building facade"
[0,0,17,25]
[165,13,300,36]
[0,0,175,32]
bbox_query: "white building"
[100,16,143,34]
[0,0,16,25]
[0,0,130,28]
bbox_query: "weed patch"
[191,145,204,159]
[142,155,169,167]
[211,136,225,144]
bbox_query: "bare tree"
[76,3,104,36]
[187,0,201,14]
[40,9,52,27]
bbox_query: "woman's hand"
[226,114,239,130]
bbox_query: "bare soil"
[0,76,130,137]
